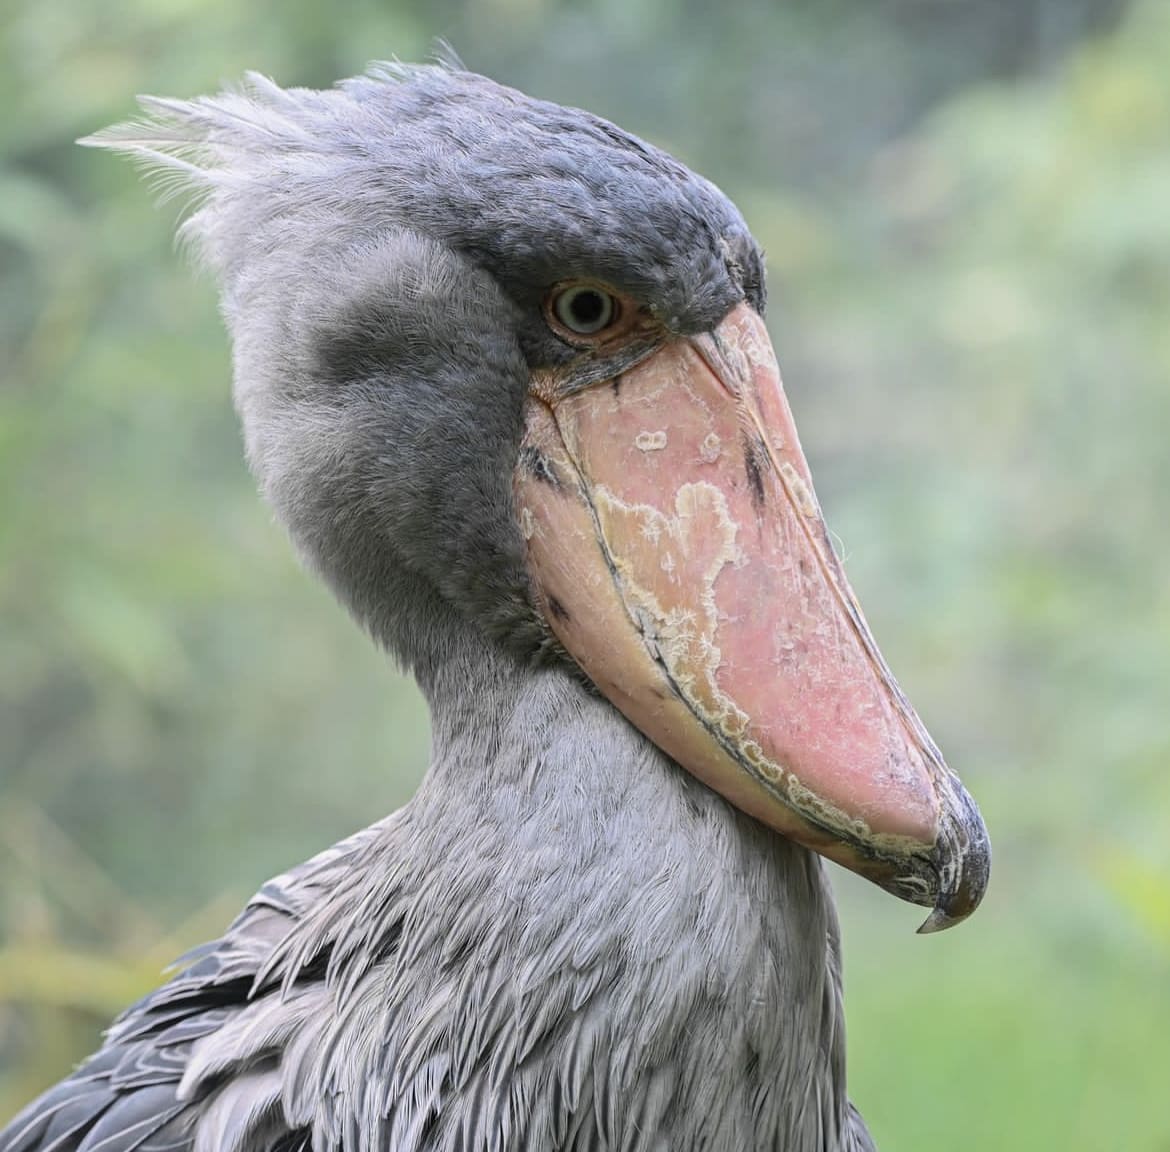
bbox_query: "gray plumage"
[4,63,878,1151]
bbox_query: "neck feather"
[383,617,857,1149]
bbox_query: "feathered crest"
[79,51,464,177]
[79,74,293,193]
[76,61,453,267]
[79,73,316,266]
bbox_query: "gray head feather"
[82,63,763,676]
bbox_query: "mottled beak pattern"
[517,303,989,930]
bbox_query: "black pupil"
[570,290,606,327]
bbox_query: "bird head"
[85,62,989,931]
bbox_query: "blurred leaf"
[1095,847,1170,952]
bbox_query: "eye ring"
[549,283,620,338]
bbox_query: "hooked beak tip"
[916,905,968,935]
[917,785,992,934]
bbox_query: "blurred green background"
[2,0,1168,1147]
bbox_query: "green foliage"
[1,0,1167,1146]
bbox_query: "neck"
[391,616,856,1150]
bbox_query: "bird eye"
[550,284,619,337]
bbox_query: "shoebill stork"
[3,62,989,1152]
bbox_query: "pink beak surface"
[516,303,989,930]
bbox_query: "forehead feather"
[101,63,759,328]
